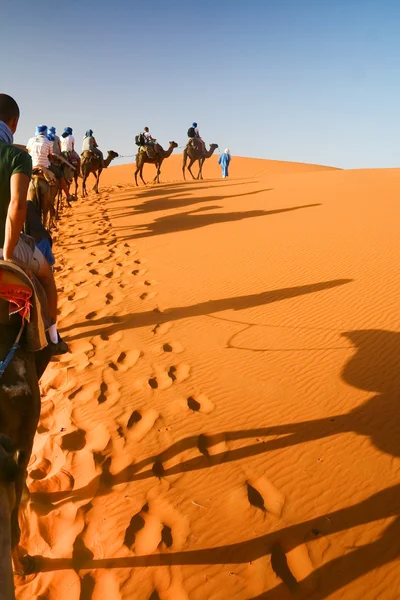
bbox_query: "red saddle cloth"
[0,268,32,321]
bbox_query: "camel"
[182,141,219,180]
[28,162,75,231]
[0,283,52,592]
[81,150,118,197]
[134,141,178,186]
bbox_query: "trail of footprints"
[30,193,310,599]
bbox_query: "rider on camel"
[0,94,68,354]
[48,126,61,155]
[82,129,104,164]
[27,126,74,204]
[191,122,205,153]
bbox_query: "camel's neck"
[104,155,114,167]
[205,147,216,158]
[163,146,175,158]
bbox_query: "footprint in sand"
[271,541,315,594]
[147,363,190,391]
[152,322,172,335]
[126,408,159,442]
[162,341,185,354]
[105,293,113,305]
[186,393,214,414]
[196,432,227,462]
[61,428,87,452]
[124,504,147,549]
[86,311,97,320]
[114,349,142,371]
[139,292,157,300]
[246,475,285,517]
[132,268,147,276]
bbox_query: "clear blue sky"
[1,0,400,168]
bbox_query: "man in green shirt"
[0,93,67,354]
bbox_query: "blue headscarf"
[36,125,47,136]
[64,127,73,135]
[47,133,55,141]
[49,126,56,135]
[192,122,198,128]
[0,121,13,144]
[85,129,93,137]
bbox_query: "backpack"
[187,127,196,138]
[135,133,145,146]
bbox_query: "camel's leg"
[82,175,87,197]
[74,175,78,198]
[10,457,29,554]
[139,166,146,186]
[93,169,102,194]
[48,203,55,231]
[198,159,205,180]
[153,162,161,184]
[187,159,197,180]
[182,151,188,180]
[56,192,61,221]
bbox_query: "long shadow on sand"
[29,330,400,599]
[102,179,256,205]
[77,202,321,249]
[108,187,274,219]
[61,279,351,341]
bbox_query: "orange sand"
[15,154,400,599]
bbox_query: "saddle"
[0,260,47,351]
[140,144,160,159]
[31,167,57,185]
[81,150,97,162]
[189,138,204,155]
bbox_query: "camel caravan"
[0,97,223,597]
[26,122,219,227]
[134,123,218,185]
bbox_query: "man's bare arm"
[3,173,29,260]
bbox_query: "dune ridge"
[15,155,400,599]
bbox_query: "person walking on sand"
[218,148,231,178]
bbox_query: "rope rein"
[0,321,25,380]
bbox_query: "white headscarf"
[225,148,230,154]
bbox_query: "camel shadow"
[102,179,255,205]
[81,202,322,248]
[117,187,274,217]
[29,329,400,599]
[61,278,352,341]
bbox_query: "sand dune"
[15,155,400,599]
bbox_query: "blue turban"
[192,122,198,127]
[47,133,55,141]
[49,126,56,135]
[64,127,73,135]
[36,125,47,135]
[85,129,93,137]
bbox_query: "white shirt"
[60,135,75,152]
[26,135,52,168]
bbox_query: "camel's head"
[107,150,119,159]
[169,141,179,149]
[211,144,219,151]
